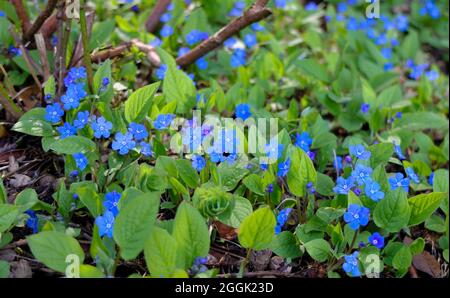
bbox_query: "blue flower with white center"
[95,211,115,238]
[112,132,136,155]
[154,114,175,130]
[139,142,153,157]
[337,2,347,13]
[57,122,76,139]
[25,210,38,234]
[344,204,370,230]
[230,49,246,68]
[352,164,373,186]
[103,191,121,216]
[243,33,257,48]
[405,167,420,184]
[388,173,410,192]
[277,158,291,177]
[186,30,208,45]
[196,57,208,70]
[191,154,206,172]
[45,103,64,123]
[155,64,168,80]
[305,2,318,11]
[364,180,385,202]
[224,38,237,49]
[208,151,225,163]
[128,123,148,141]
[235,103,251,121]
[295,132,313,152]
[160,12,172,23]
[91,116,113,139]
[368,232,385,249]
[275,208,292,234]
[74,111,89,129]
[333,176,355,195]
[213,129,240,154]
[73,152,88,171]
[426,70,439,81]
[361,103,370,114]
[349,144,371,160]
[265,142,284,160]
[61,90,81,110]
[343,252,361,277]
[68,67,86,81]
[160,24,174,37]
[251,22,265,31]
[395,15,409,32]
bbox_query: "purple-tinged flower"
[364,180,385,202]
[343,251,361,277]
[150,37,162,47]
[333,176,355,195]
[368,232,385,249]
[266,184,274,193]
[275,0,287,8]
[228,2,245,17]
[91,116,113,139]
[45,103,64,123]
[103,191,121,216]
[57,122,76,139]
[160,12,172,23]
[112,132,136,155]
[388,173,410,192]
[344,204,370,230]
[73,152,88,171]
[95,211,115,238]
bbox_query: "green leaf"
[394,112,448,131]
[79,264,105,278]
[270,231,302,259]
[316,207,345,223]
[114,193,160,260]
[242,174,265,196]
[377,85,402,106]
[425,215,446,233]
[124,82,160,123]
[316,173,335,196]
[14,188,38,212]
[369,142,394,168]
[408,192,446,226]
[175,159,199,188]
[43,75,56,98]
[144,227,179,277]
[238,207,276,250]
[409,238,425,256]
[287,146,317,197]
[296,59,330,83]
[0,178,7,204]
[401,30,419,60]
[27,231,85,273]
[163,64,196,112]
[217,162,249,192]
[373,189,411,232]
[172,202,210,268]
[0,260,10,278]
[49,136,96,154]
[303,239,331,262]
[0,204,19,232]
[217,196,253,228]
[93,60,113,103]
[392,245,412,270]
[76,187,103,218]
[12,119,53,137]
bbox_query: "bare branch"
[10,0,31,34]
[145,0,172,33]
[22,0,58,44]
[175,0,272,67]
[34,33,51,80]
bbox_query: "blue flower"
[128,122,148,141]
[277,158,291,177]
[112,132,136,155]
[364,180,385,202]
[228,1,245,16]
[381,47,392,59]
[275,208,292,234]
[212,129,240,154]
[235,103,251,121]
[388,173,410,192]
[333,176,355,195]
[154,114,175,130]
[209,151,225,163]
[73,152,88,171]
[225,153,238,164]
[344,204,370,230]
[91,116,113,138]
[275,0,287,8]
[139,142,153,157]
[103,191,121,216]
[334,156,343,174]
[196,57,208,70]
[155,64,168,80]
[74,111,89,129]
[8,46,21,56]
[295,132,313,152]
[368,232,385,249]
[191,154,206,172]
[101,77,110,87]
[178,47,190,57]
[61,83,86,110]
[426,70,439,81]
[25,210,38,234]
[45,103,64,123]
[160,24,174,37]
[68,67,86,80]
[346,17,359,31]
[186,30,208,45]
[251,22,265,31]
[420,0,440,19]
[428,172,434,186]
[57,123,76,139]
[95,211,115,238]
[243,33,257,48]
[224,38,237,49]
[337,2,347,13]
[349,144,371,160]
[384,62,394,71]
[305,2,318,11]
[361,103,370,114]
[230,49,246,68]
[150,37,162,47]
[0,10,5,17]
[394,144,406,160]
[405,167,420,184]
[264,142,284,160]
[160,12,172,23]
[351,164,373,186]
[395,15,409,32]
[343,251,361,277]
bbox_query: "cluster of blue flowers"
[95,191,122,238]
[294,131,315,160]
[419,0,441,19]
[405,59,439,81]
[275,208,292,234]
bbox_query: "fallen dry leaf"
[214,221,237,240]
[10,173,32,188]
[413,251,442,277]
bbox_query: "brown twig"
[22,0,58,44]
[10,0,31,34]
[34,33,51,80]
[144,0,172,33]
[176,0,272,67]
[54,0,65,99]
[0,84,23,120]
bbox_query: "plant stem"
[348,229,359,253]
[79,0,94,94]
